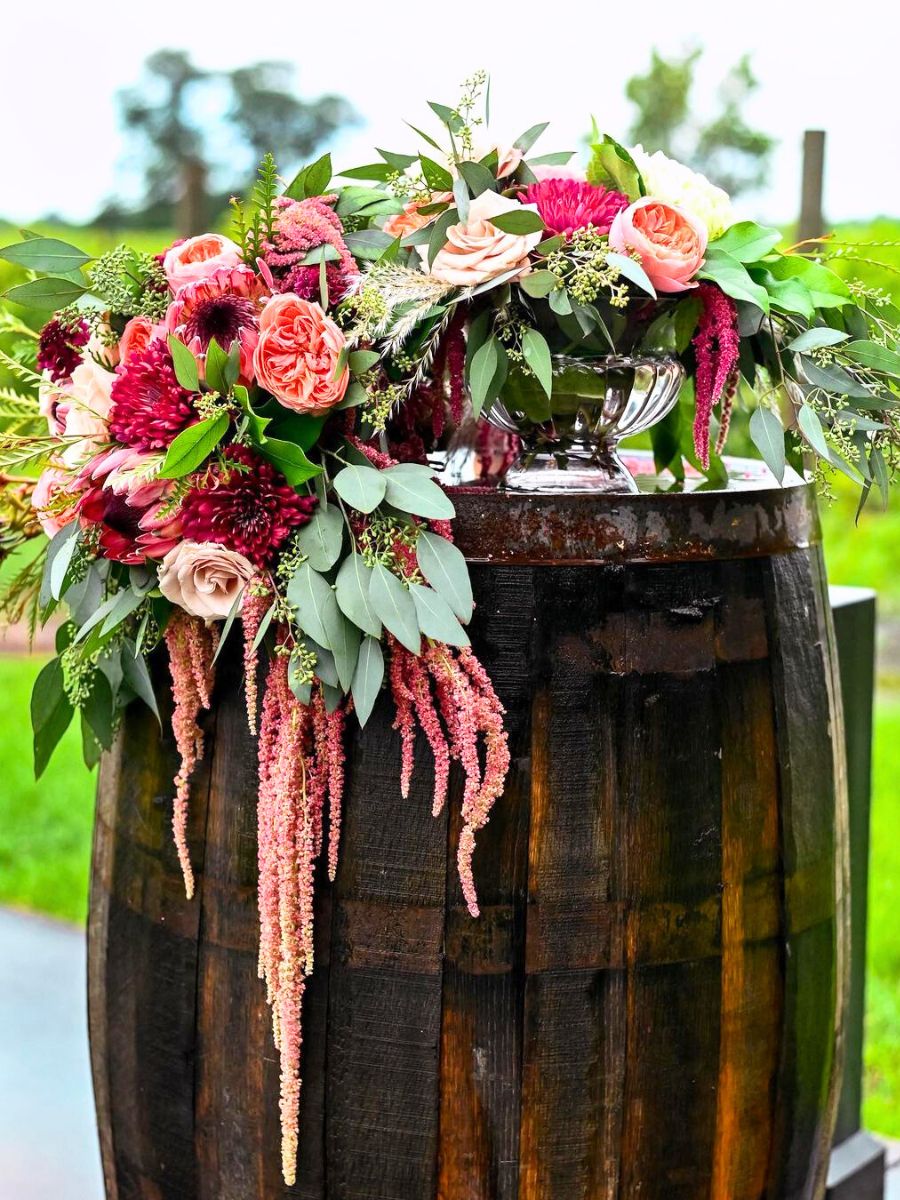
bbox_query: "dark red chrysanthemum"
[520,178,630,239]
[179,444,316,566]
[37,317,90,382]
[108,341,196,451]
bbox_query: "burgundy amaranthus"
[180,445,316,566]
[692,282,740,468]
[109,341,196,451]
[164,612,219,898]
[37,316,90,382]
[265,194,360,303]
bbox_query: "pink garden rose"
[59,358,117,466]
[425,191,542,287]
[608,197,707,293]
[158,540,256,620]
[253,293,349,414]
[163,233,243,293]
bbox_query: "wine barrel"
[88,457,848,1200]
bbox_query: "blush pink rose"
[59,358,117,467]
[163,233,243,293]
[119,316,161,364]
[158,540,256,620]
[608,197,707,293]
[253,293,349,414]
[424,191,542,288]
[32,466,79,538]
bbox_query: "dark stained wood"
[90,470,848,1200]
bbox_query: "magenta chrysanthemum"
[165,264,267,378]
[37,317,90,382]
[264,194,360,303]
[692,282,740,468]
[108,341,196,451]
[520,177,629,239]
[180,444,316,566]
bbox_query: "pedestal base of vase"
[501,443,639,494]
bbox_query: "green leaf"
[751,270,814,320]
[426,206,459,269]
[767,256,851,308]
[204,337,230,393]
[709,221,781,263]
[0,237,92,273]
[457,160,497,198]
[333,463,387,513]
[158,413,229,479]
[797,404,831,459]
[256,437,322,486]
[329,611,361,691]
[520,270,558,299]
[336,187,404,219]
[31,657,74,778]
[428,101,464,132]
[587,135,644,200]
[336,381,368,410]
[490,209,545,235]
[335,554,381,637]
[250,603,276,653]
[800,358,876,401]
[343,229,396,260]
[383,465,455,519]
[348,349,380,375]
[522,328,553,399]
[5,276,86,309]
[368,563,420,654]
[787,327,850,353]
[287,650,312,705]
[338,162,394,182]
[469,335,500,418]
[749,406,786,483]
[416,531,473,622]
[419,155,454,191]
[295,506,344,571]
[351,637,384,728]
[284,152,332,200]
[843,340,900,377]
[48,522,80,602]
[167,335,200,392]
[409,582,470,647]
[83,670,115,750]
[606,251,657,298]
[100,587,144,636]
[528,151,576,167]
[288,562,340,649]
[699,249,770,313]
[453,176,470,223]
[213,588,245,664]
[514,122,550,153]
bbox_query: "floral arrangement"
[1,74,899,1183]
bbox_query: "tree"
[625,49,774,198]
[109,51,358,230]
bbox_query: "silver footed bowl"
[486,353,685,494]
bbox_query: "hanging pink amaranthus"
[164,611,219,898]
[692,282,740,468]
[240,582,271,736]
[255,648,347,1186]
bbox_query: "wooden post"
[827,587,886,1200]
[177,157,208,238]
[798,130,826,246]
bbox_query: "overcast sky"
[3,0,897,227]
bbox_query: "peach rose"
[608,197,707,294]
[163,234,243,293]
[424,192,542,288]
[158,540,256,620]
[253,293,349,414]
[119,316,161,363]
[383,192,453,240]
[32,466,79,538]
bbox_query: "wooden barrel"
[88,458,848,1200]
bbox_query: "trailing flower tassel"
[240,581,271,735]
[692,282,740,469]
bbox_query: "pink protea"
[520,177,629,239]
[692,282,740,468]
[179,444,316,567]
[108,340,196,452]
[264,194,360,303]
[165,263,268,379]
[76,447,182,564]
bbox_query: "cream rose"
[423,192,542,287]
[629,146,734,240]
[59,358,116,467]
[158,540,256,620]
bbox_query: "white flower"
[630,146,734,240]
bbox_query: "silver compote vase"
[487,353,684,494]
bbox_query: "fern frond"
[0,347,41,388]
[0,312,39,340]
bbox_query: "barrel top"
[450,452,819,565]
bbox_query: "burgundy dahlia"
[520,177,630,239]
[37,317,90,382]
[108,341,196,451]
[179,445,316,566]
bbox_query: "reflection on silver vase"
[486,353,684,494]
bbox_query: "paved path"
[0,908,102,1200]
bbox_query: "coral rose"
[253,293,349,414]
[609,197,707,294]
[163,233,243,293]
[383,192,453,240]
[424,192,542,288]
[158,540,256,620]
[119,316,160,364]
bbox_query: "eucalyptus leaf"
[0,237,92,273]
[352,636,384,728]
[514,121,550,153]
[368,563,420,653]
[409,583,470,647]
[329,612,361,691]
[468,335,500,418]
[383,465,455,519]
[416,531,473,621]
[520,270,558,299]
[490,209,544,235]
[606,251,657,298]
[250,603,276,652]
[121,648,161,727]
[46,522,80,603]
[335,554,382,637]
[295,506,344,571]
[287,562,340,649]
[787,327,850,353]
[31,656,73,778]
[797,404,831,459]
[100,587,145,636]
[749,406,786,484]
[333,463,387,513]
[843,340,900,377]
[521,328,553,399]
[348,349,380,375]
